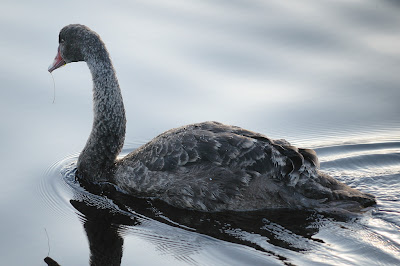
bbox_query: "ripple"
[285,121,400,149]
[38,153,80,221]
[315,141,400,158]
[316,139,400,232]
[321,152,400,171]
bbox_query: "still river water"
[0,0,399,265]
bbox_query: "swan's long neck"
[77,47,126,182]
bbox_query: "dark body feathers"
[115,122,374,211]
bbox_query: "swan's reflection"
[43,178,356,266]
[70,199,139,266]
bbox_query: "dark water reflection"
[70,201,323,265]
[48,169,356,266]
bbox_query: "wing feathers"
[118,122,320,209]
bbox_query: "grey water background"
[1,0,400,265]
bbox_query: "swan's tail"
[299,171,376,210]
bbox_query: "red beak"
[48,47,66,72]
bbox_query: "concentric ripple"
[38,149,149,223]
[38,153,80,221]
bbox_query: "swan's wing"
[116,122,376,211]
[122,122,318,183]
[117,122,320,210]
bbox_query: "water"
[0,0,399,265]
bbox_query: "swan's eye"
[60,38,65,44]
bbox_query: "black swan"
[48,24,375,212]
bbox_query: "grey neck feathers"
[77,45,126,182]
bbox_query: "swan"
[48,24,375,212]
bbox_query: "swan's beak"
[48,47,66,73]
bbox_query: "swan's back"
[113,121,364,211]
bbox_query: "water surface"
[0,0,399,265]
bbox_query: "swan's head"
[48,24,103,72]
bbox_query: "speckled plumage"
[49,24,375,212]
